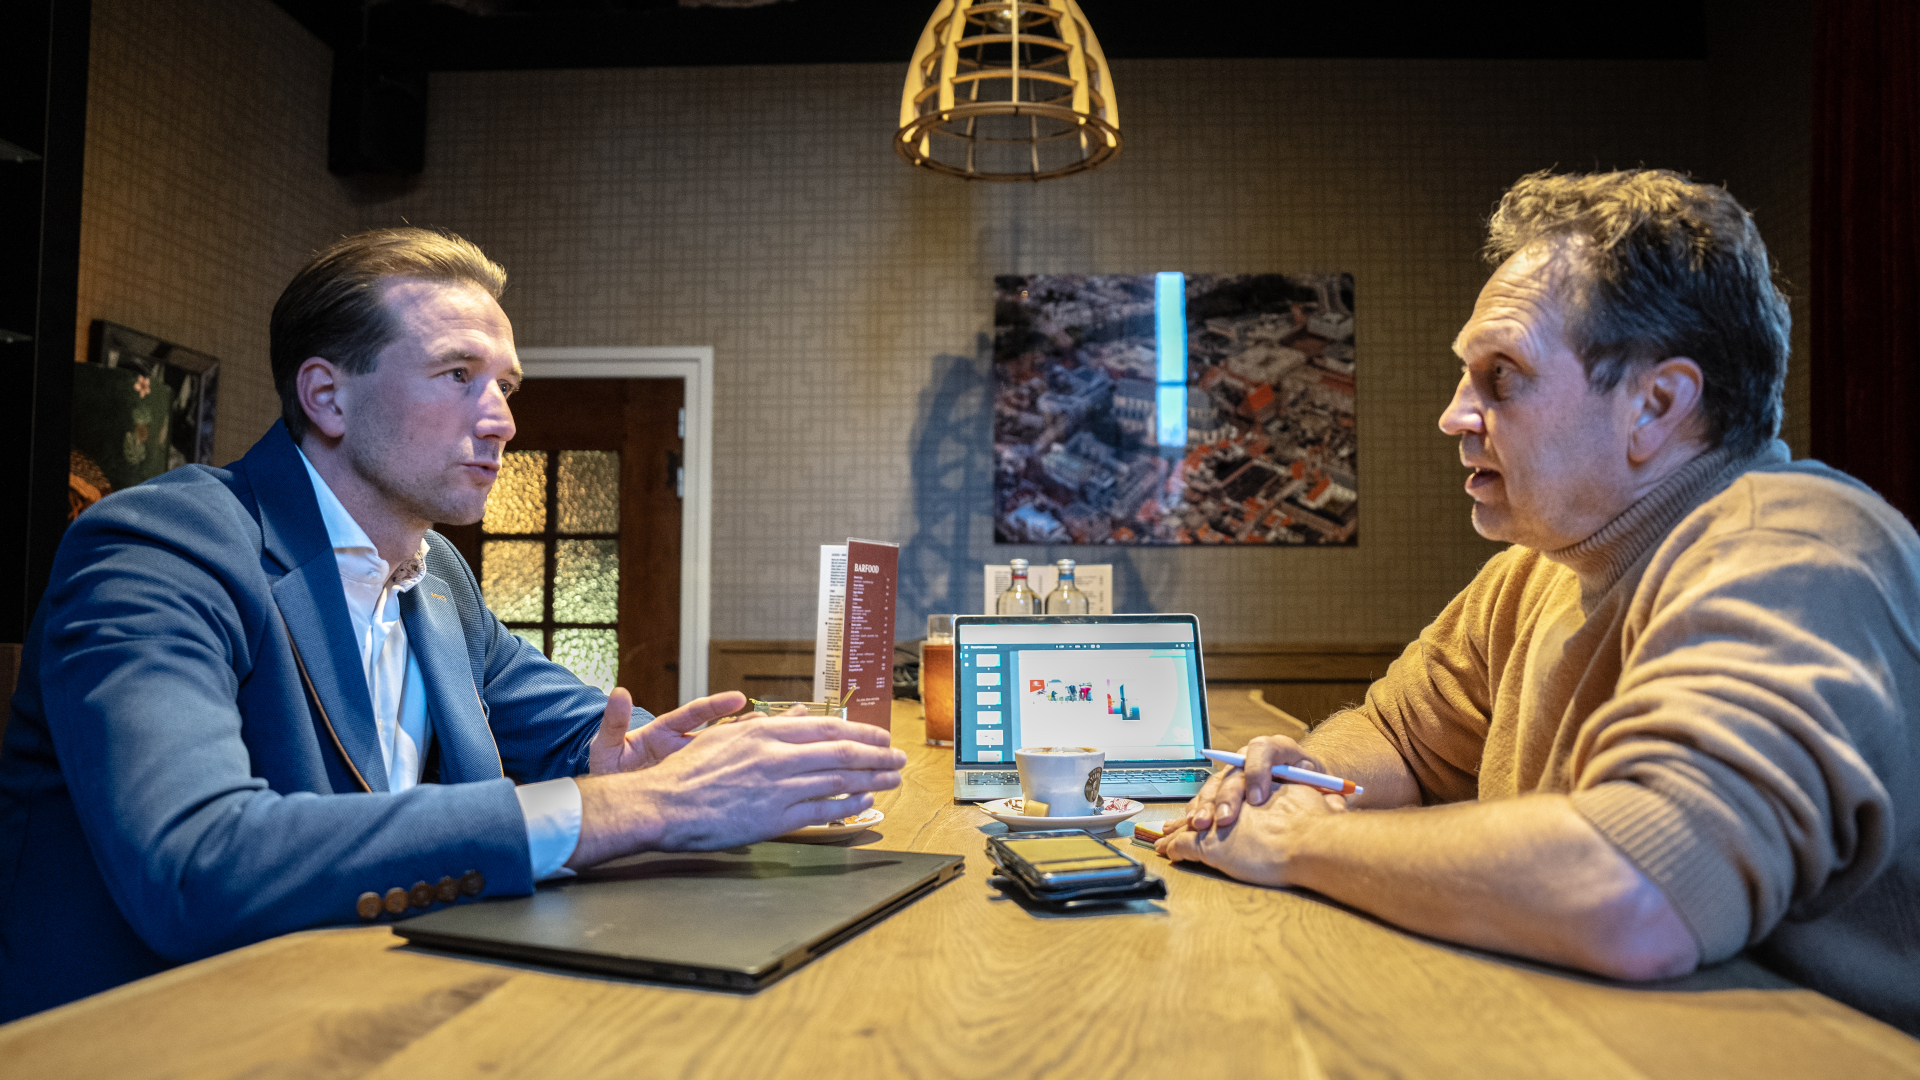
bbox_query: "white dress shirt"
[298,451,581,880]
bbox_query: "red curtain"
[1812,0,1920,521]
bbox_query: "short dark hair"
[270,227,507,442]
[1484,170,1790,457]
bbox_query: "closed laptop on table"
[395,843,963,991]
[951,614,1214,801]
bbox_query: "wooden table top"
[6,696,1918,1079]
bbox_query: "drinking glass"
[920,614,955,747]
[747,700,847,719]
[749,700,853,806]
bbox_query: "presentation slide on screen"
[1010,649,1198,759]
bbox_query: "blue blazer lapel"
[271,558,387,792]
[403,573,504,784]
[243,423,329,579]
[238,422,388,793]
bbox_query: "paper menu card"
[812,539,899,731]
[980,563,1113,615]
[841,540,899,729]
[812,546,847,708]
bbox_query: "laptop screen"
[951,615,1208,767]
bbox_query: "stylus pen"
[1200,749,1365,797]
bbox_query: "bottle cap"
[1010,558,1029,571]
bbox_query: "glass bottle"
[996,558,1041,615]
[1044,558,1091,614]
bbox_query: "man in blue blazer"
[0,228,905,1020]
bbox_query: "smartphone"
[986,829,1144,894]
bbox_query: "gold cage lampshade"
[895,0,1120,181]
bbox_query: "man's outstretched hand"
[567,699,907,869]
[588,688,754,775]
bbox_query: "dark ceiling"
[271,0,1710,70]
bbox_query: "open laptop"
[395,844,964,991]
[951,614,1213,801]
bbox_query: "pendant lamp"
[895,0,1121,181]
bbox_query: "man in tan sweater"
[1160,170,1920,1034]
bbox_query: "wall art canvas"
[71,321,221,518]
[69,363,175,519]
[993,273,1357,546]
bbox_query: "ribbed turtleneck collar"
[1543,439,1791,603]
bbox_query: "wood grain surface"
[4,698,1917,1079]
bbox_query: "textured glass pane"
[553,629,618,693]
[481,540,545,621]
[482,451,546,533]
[554,539,618,622]
[558,451,619,534]
[510,628,546,656]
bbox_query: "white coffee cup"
[1014,746,1105,817]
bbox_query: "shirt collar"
[296,447,430,593]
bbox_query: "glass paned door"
[436,376,683,715]
[477,449,621,692]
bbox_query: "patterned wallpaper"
[73,0,1811,648]
[74,0,357,466]
[360,56,1810,644]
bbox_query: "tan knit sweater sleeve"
[1569,471,1916,965]
[1354,549,1525,805]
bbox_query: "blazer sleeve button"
[356,892,382,921]
[460,870,485,897]
[384,887,410,916]
[409,881,434,909]
[435,876,460,904]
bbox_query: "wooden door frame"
[516,347,714,706]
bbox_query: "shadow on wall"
[899,341,994,634]
[897,335,1150,634]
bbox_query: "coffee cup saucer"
[773,806,884,844]
[977,797,1144,833]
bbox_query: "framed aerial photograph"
[71,321,221,518]
[993,273,1357,546]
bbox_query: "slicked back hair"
[1484,170,1790,457]
[270,227,507,443]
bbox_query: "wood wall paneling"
[1201,642,1407,729]
[707,639,1406,729]
[708,640,817,712]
